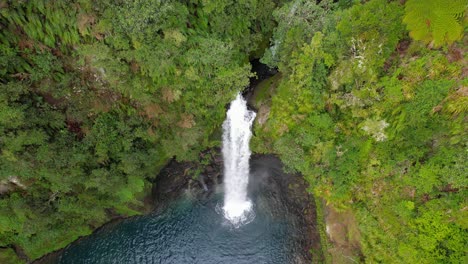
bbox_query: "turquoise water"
[56,157,310,264]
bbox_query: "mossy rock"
[0,248,24,264]
[250,73,282,109]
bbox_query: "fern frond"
[404,0,467,47]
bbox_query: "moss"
[251,73,282,154]
[0,248,24,264]
[251,73,282,109]
[21,227,93,261]
[314,197,332,264]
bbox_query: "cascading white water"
[222,93,256,227]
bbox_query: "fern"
[403,0,467,47]
[1,0,82,49]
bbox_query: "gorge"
[49,91,320,264]
[1,1,466,263]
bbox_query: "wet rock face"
[256,104,271,125]
[151,149,224,209]
[249,155,323,263]
[152,160,190,200]
[0,184,8,195]
[243,59,278,100]
[152,153,322,263]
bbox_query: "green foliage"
[256,0,467,262]
[261,0,335,72]
[403,0,467,47]
[330,0,405,91]
[1,0,466,262]
[0,0,83,49]
[0,248,24,264]
[0,0,281,260]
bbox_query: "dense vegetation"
[253,0,467,263]
[0,0,466,263]
[0,0,280,261]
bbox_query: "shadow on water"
[55,155,316,264]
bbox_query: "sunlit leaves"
[262,0,334,71]
[258,1,467,263]
[403,0,467,47]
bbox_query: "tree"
[403,0,467,47]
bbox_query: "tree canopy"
[0,0,466,263]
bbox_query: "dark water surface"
[57,156,310,264]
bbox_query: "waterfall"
[221,94,256,227]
